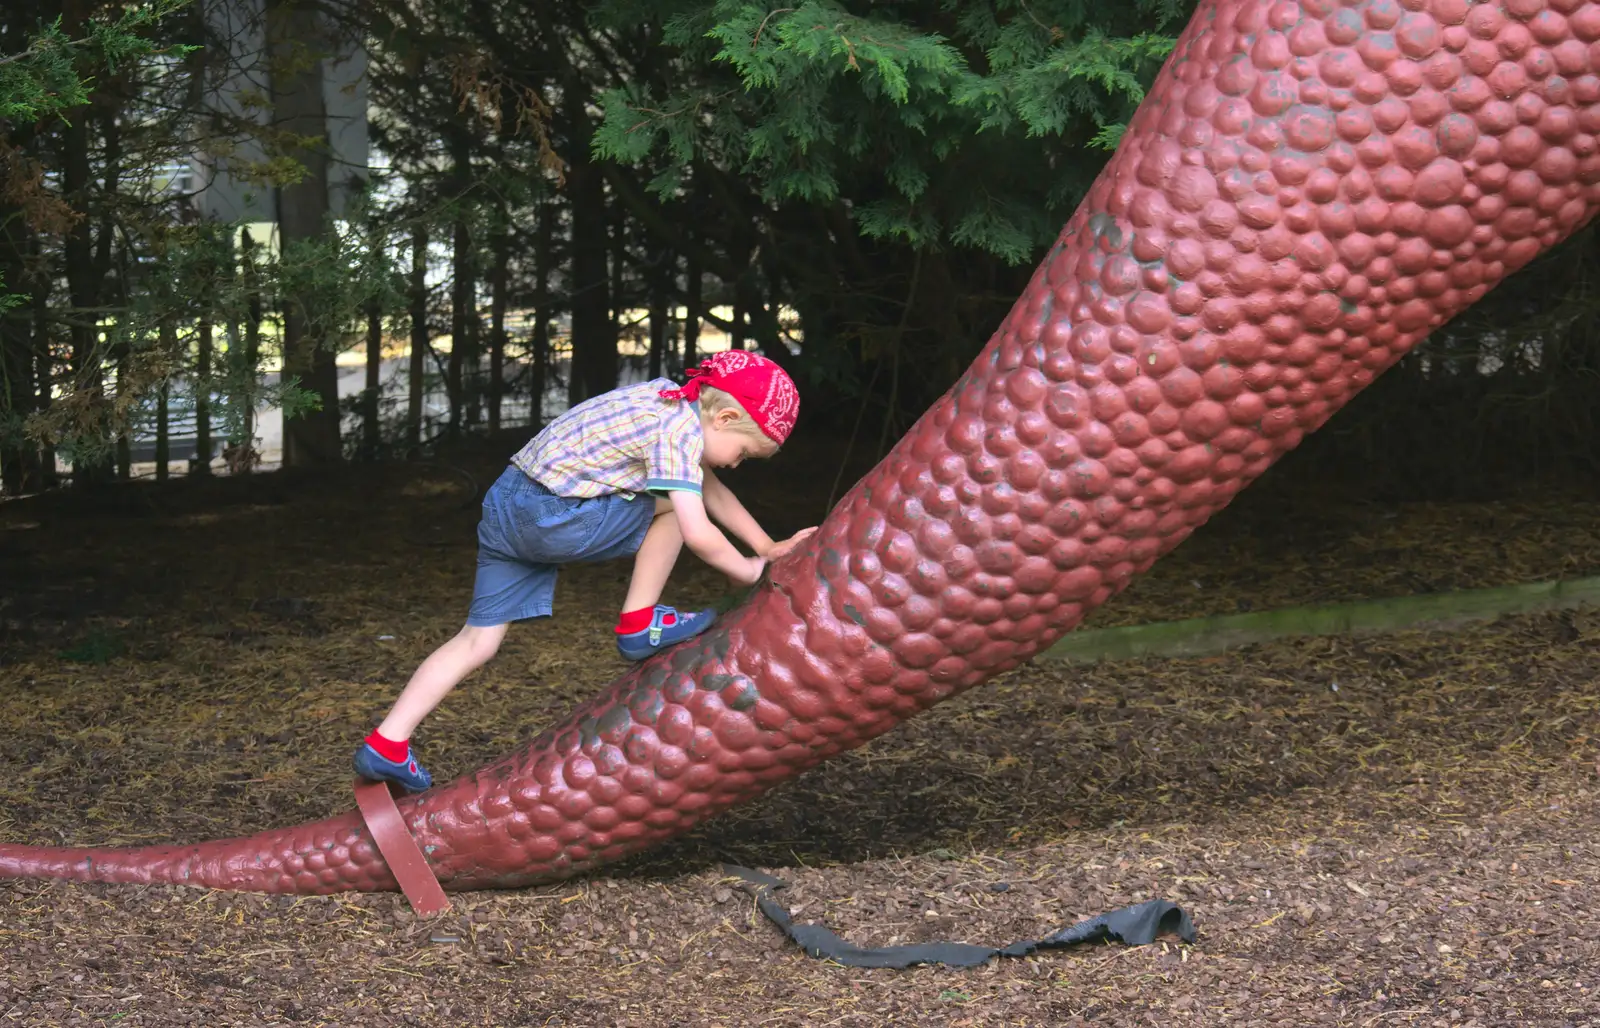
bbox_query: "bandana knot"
[659,351,799,444]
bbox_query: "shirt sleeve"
[645,407,704,495]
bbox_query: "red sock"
[615,606,675,634]
[365,730,409,763]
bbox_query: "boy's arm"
[667,488,765,585]
[700,469,776,556]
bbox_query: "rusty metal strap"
[353,779,451,918]
[725,865,1194,968]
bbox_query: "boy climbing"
[353,351,816,793]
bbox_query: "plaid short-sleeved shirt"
[510,379,704,499]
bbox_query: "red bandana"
[659,351,799,444]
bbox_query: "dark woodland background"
[3,0,1598,504]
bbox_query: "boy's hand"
[764,526,818,561]
[729,555,767,587]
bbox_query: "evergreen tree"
[588,0,1188,429]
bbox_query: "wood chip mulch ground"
[2,436,1599,1026]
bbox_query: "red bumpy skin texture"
[6,0,1600,895]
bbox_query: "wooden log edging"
[1037,577,1600,666]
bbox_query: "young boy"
[352,351,816,793]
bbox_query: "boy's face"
[702,409,777,469]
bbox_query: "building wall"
[190,0,369,224]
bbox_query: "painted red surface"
[6,0,1600,896]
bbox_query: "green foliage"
[0,23,86,124]
[952,29,1176,141]
[0,0,196,313]
[705,2,965,105]
[593,0,1191,262]
[22,205,404,466]
[0,0,195,124]
[278,230,403,353]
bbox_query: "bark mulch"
[2,437,1599,1026]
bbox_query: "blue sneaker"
[616,605,717,661]
[353,743,433,793]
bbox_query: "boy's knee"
[458,624,507,664]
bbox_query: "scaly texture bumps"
[4,0,1600,896]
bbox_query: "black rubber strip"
[724,864,1196,969]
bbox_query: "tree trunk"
[0,370,32,496]
[100,84,127,483]
[0,117,42,494]
[684,243,701,368]
[238,228,263,472]
[32,247,56,488]
[115,347,131,480]
[488,214,509,434]
[564,83,614,404]
[611,208,626,358]
[155,319,174,482]
[448,217,470,438]
[155,380,170,482]
[363,299,382,459]
[267,0,341,466]
[531,200,553,429]
[1,203,37,495]
[61,3,106,488]
[747,295,779,359]
[739,277,792,370]
[194,317,213,474]
[362,215,383,460]
[407,224,428,449]
[464,275,481,430]
[730,299,745,351]
[648,268,668,381]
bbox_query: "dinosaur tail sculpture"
[6,0,1599,898]
[0,813,391,894]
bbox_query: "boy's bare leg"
[376,622,509,741]
[622,498,683,613]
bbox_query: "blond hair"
[698,385,778,450]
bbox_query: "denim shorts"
[467,465,656,626]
